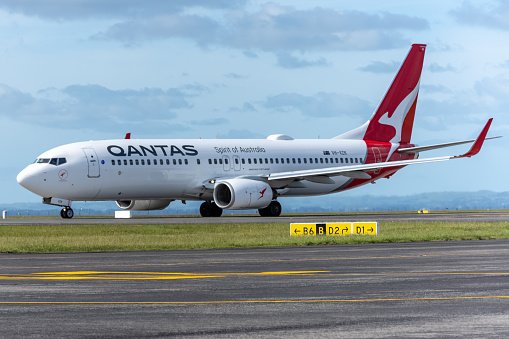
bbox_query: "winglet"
[125,133,131,139]
[454,118,493,158]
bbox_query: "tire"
[200,202,223,217]
[64,208,74,219]
[258,201,281,217]
[267,201,281,217]
[61,208,74,219]
[200,202,211,217]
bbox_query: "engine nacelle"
[213,178,273,210]
[116,199,172,211]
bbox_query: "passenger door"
[82,148,100,178]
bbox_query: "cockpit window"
[35,157,67,166]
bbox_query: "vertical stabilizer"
[335,44,426,143]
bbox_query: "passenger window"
[341,158,344,164]
[355,158,358,163]
[315,158,318,163]
[254,159,257,164]
[160,159,163,165]
[298,158,301,164]
[275,158,279,164]
[111,160,115,165]
[219,159,223,165]
[235,158,239,164]
[286,158,290,164]
[248,159,252,164]
[281,158,284,164]
[185,159,188,165]
[179,159,182,165]
[136,159,139,165]
[166,159,170,165]
[335,158,339,164]
[320,158,323,164]
[225,159,228,165]
[242,158,245,164]
[270,158,273,164]
[147,159,151,165]
[309,158,313,164]
[350,158,353,163]
[345,158,348,163]
[173,159,177,165]
[129,159,133,165]
[208,159,212,165]
[303,158,307,164]
[141,159,145,165]
[214,159,218,165]
[123,160,127,165]
[197,159,200,165]
[265,158,268,164]
[117,160,122,165]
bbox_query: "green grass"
[1,221,509,253]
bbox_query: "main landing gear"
[200,201,223,217]
[60,207,74,219]
[199,200,282,217]
[258,201,282,217]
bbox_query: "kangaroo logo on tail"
[335,44,426,144]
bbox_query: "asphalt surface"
[1,240,509,337]
[2,210,509,225]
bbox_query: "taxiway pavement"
[2,210,509,225]
[1,240,509,337]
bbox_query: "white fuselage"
[17,137,372,202]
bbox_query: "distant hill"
[1,191,508,217]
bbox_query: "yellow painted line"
[0,296,508,304]
[0,271,508,280]
[1,251,509,271]
[0,271,329,280]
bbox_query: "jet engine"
[213,178,273,210]
[116,199,173,211]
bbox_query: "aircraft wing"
[267,119,494,184]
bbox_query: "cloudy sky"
[1,0,508,205]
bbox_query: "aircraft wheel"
[210,202,223,217]
[200,202,211,217]
[200,202,223,217]
[258,201,281,217]
[61,207,74,219]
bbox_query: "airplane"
[17,44,496,219]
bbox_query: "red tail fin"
[335,44,426,143]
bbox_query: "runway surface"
[2,210,509,225]
[1,240,509,337]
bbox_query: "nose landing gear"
[60,207,74,219]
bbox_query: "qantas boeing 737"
[17,44,495,218]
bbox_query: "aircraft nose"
[17,166,41,193]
